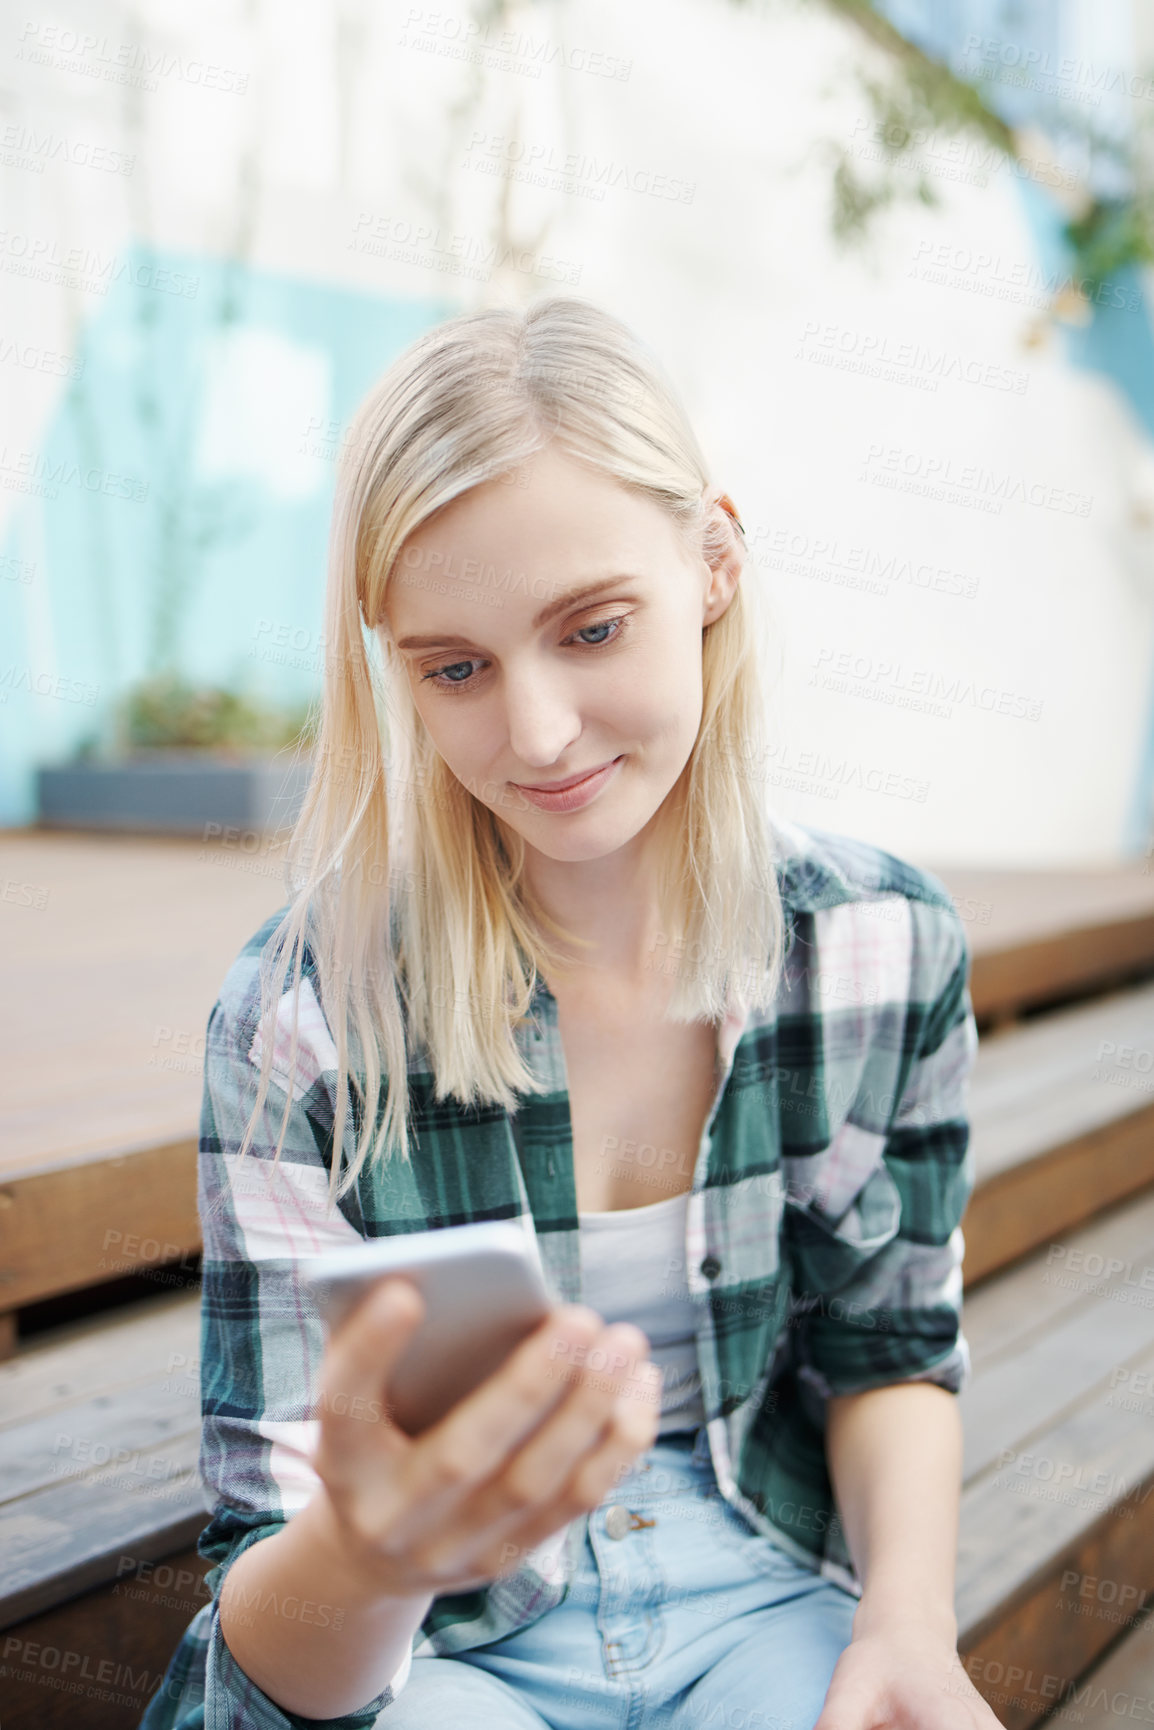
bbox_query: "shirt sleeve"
[786,895,979,1404]
[193,960,414,1728]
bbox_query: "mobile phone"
[303,1220,556,1436]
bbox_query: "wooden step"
[5,1196,1154,1726]
[1042,1608,1154,1730]
[0,1142,202,1333]
[926,862,1154,1025]
[956,1190,1154,1727]
[962,978,1154,1285]
[0,1291,212,1726]
[2,828,1150,1345]
[0,1538,211,1730]
[0,1289,210,1633]
[0,828,285,1348]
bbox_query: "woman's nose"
[503,668,582,770]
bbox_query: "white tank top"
[577,1188,706,1434]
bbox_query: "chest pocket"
[783,1160,902,1294]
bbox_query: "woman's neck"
[522,831,670,989]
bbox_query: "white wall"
[3,0,1152,863]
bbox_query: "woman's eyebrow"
[392,573,638,652]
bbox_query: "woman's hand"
[814,1623,1006,1730]
[308,1274,662,1602]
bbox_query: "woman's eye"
[421,659,476,687]
[420,615,628,693]
[576,619,618,646]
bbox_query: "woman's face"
[381,441,738,866]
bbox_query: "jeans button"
[605,1504,633,1540]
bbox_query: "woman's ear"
[714,491,745,538]
[702,488,746,627]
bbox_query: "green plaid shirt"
[140,817,977,1730]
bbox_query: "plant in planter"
[40,677,317,835]
[107,673,314,758]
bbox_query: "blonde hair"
[240,295,788,1208]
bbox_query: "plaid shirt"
[140,817,978,1730]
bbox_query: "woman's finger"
[447,1360,664,1581]
[389,1322,655,1565]
[380,1305,605,1541]
[311,1276,425,1485]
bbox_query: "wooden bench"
[0,1290,211,1729]
[4,831,1154,1353]
[1043,1606,1154,1730]
[6,830,1154,1724]
[956,1187,1154,1727]
[0,828,285,1356]
[6,1203,1154,1726]
[931,861,1154,1025]
[963,977,1154,1284]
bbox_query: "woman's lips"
[512,756,625,813]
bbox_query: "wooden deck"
[4,1196,1154,1726]
[929,861,1154,1023]
[0,830,289,1336]
[963,978,1154,1284]
[0,829,289,1177]
[3,827,1154,1724]
[0,1289,206,1627]
[3,829,1154,1345]
[956,1189,1154,1724]
[0,1289,210,1728]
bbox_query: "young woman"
[140,296,996,1730]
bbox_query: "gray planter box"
[36,752,312,836]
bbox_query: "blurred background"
[4,0,1154,860]
[5,3,1154,1727]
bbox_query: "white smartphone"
[303,1220,556,1437]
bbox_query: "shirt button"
[700,1254,722,1280]
[605,1504,633,1540]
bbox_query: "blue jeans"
[384,1424,857,1730]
